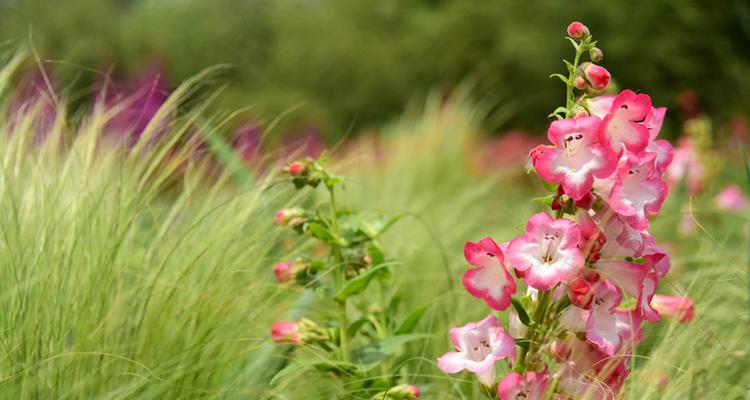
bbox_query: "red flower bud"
[270,321,300,344]
[273,261,294,283]
[582,63,611,90]
[566,21,589,39]
[287,161,307,176]
[274,208,305,227]
[651,295,695,323]
[574,76,587,90]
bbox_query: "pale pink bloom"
[271,321,300,344]
[507,212,584,290]
[586,280,642,355]
[552,336,630,399]
[462,238,516,311]
[595,260,660,321]
[273,261,294,283]
[609,151,668,230]
[583,64,611,90]
[535,117,616,201]
[643,107,674,173]
[586,95,614,119]
[598,90,652,154]
[666,137,704,195]
[715,184,750,211]
[508,309,527,338]
[497,371,549,400]
[437,315,516,386]
[566,21,589,39]
[651,295,695,323]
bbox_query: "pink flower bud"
[651,295,694,323]
[589,47,604,62]
[583,63,611,90]
[715,184,750,211]
[405,385,420,398]
[274,207,304,227]
[574,76,587,90]
[273,261,294,283]
[287,161,307,176]
[566,21,589,39]
[270,321,300,344]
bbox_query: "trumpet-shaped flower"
[598,90,652,154]
[462,238,517,311]
[609,152,668,230]
[651,295,695,323]
[586,280,642,355]
[271,321,300,345]
[497,371,549,400]
[437,315,516,386]
[507,212,584,290]
[534,117,616,200]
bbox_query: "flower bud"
[274,207,305,227]
[566,21,589,39]
[372,384,420,399]
[273,261,294,283]
[589,47,603,62]
[270,321,300,344]
[651,295,695,323]
[287,161,307,177]
[573,76,587,90]
[582,63,611,90]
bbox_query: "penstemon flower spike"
[438,22,693,399]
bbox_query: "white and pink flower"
[462,238,517,311]
[598,90,652,154]
[497,370,549,400]
[586,280,642,355]
[437,315,516,386]
[535,117,616,201]
[609,151,668,230]
[507,212,584,290]
[651,295,695,323]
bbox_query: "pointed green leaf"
[511,297,532,326]
[394,305,429,335]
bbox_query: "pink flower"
[566,21,589,39]
[507,212,584,290]
[586,280,642,355]
[586,95,614,119]
[599,90,652,154]
[666,137,704,194]
[715,184,750,211]
[651,295,695,323]
[553,336,630,399]
[271,321,300,344]
[534,117,616,201]
[462,238,516,311]
[497,371,549,400]
[609,152,668,230]
[437,315,516,386]
[595,260,659,322]
[273,261,294,283]
[583,64,611,90]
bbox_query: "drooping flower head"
[609,151,668,230]
[462,238,516,311]
[437,315,516,386]
[599,90,652,154]
[507,212,584,290]
[534,116,616,201]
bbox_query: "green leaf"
[394,305,429,335]
[334,263,393,302]
[307,222,340,245]
[351,334,430,364]
[271,359,358,385]
[511,297,532,326]
[347,318,372,338]
[541,179,558,193]
[549,73,569,85]
[531,195,555,207]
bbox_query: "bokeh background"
[1,0,749,140]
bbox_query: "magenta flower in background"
[281,123,325,160]
[96,61,171,144]
[232,122,262,165]
[497,370,549,400]
[8,70,59,143]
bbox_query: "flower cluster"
[268,157,421,398]
[438,22,694,399]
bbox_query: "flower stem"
[565,41,586,117]
[327,184,349,363]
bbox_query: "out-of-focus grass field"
[0,49,746,399]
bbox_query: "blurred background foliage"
[0,0,749,139]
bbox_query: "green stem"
[327,184,349,363]
[565,42,586,117]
